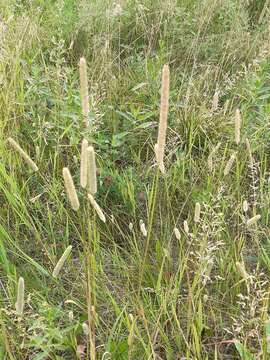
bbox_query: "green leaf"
[234,341,255,360]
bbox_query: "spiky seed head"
[224,153,236,176]
[68,311,74,322]
[87,193,106,223]
[15,277,25,316]
[82,322,89,335]
[80,139,88,188]
[183,220,189,234]
[243,200,249,213]
[194,202,201,223]
[155,64,170,173]
[7,137,38,172]
[139,219,147,237]
[62,168,80,211]
[173,227,181,240]
[236,261,249,281]
[246,214,261,227]
[52,245,72,278]
[87,146,97,195]
[212,91,219,112]
[235,108,241,145]
[79,57,89,127]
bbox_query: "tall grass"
[0,0,270,359]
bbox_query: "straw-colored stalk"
[62,168,80,211]
[173,227,181,241]
[79,57,89,127]
[88,194,106,223]
[87,146,97,195]
[52,245,72,278]
[139,220,147,237]
[183,220,189,235]
[7,137,38,172]
[80,139,88,188]
[224,153,236,176]
[207,142,221,171]
[194,202,201,223]
[15,277,25,316]
[155,64,170,173]
[247,214,261,227]
[235,108,241,145]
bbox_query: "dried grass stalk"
[63,167,80,211]
[88,194,106,223]
[79,57,89,127]
[52,245,72,278]
[155,64,170,173]
[7,137,38,172]
[87,146,97,195]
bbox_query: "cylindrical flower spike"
[139,220,147,237]
[88,194,106,223]
[236,261,249,281]
[7,137,38,172]
[235,109,241,145]
[155,64,170,173]
[15,277,25,316]
[52,245,72,278]
[173,227,181,241]
[87,146,97,195]
[243,200,249,213]
[212,91,219,112]
[224,153,236,176]
[194,202,201,223]
[62,167,80,211]
[80,139,88,188]
[246,214,261,227]
[183,220,189,235]
[79,57,89,127]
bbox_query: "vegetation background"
[1,0,270,359]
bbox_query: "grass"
[1,0,270,359]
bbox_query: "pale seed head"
[62,167,80,211]
[80,139,88,188]
[87,146,97,195]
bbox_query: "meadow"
[1,0,270,359]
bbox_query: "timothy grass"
[1,0,270,359]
